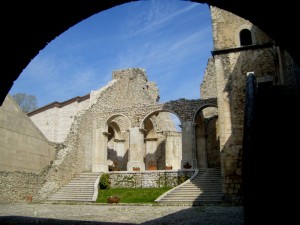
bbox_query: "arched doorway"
[106,115,130,171]
[141,110,182,170]
[194,106,220,168]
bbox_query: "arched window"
[239,29,252,46]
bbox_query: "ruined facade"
[1,5,299,204]
[199,6,299,201]
[29,68,184,172]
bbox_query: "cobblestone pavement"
[0,203,244,225]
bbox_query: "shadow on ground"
[0,205,244,225]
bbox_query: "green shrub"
[178,174,189,184]
[99,173,111,190]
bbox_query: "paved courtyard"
[0,203,244,225]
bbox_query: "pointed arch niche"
[194,106,220,168]
[141,110,182,171]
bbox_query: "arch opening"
[239,29,252,46]
[194,106,220,169]
[105,115,130,171]
[141,110,182,171]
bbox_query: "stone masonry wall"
[200,57,217,99]
[0,170,47,203]
[107,170,194,188]
[207,6,280,202]
[35,68,164,200]
[210,6,273,50]
[34,68,216,200]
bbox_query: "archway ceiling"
[2,0,298,105]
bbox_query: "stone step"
[47,172,101,202]
[156,168,222,205]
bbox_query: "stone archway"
[194,106,219,169]
[141,110,182,171]
[107,121,128,171]
[92,114,130,172]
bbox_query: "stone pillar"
[145,138,157,170]
[127,127,145,171]
[92,127,109,172]
[181,121,197,169]
[196,133,208,168]
[215,56,232,150]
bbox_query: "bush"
[99,173,111,190]
[178,174,189,184]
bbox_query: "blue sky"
[9,0,213,108]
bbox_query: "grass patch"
[96,187,172,203]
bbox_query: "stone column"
[145,137,157,170]
[127,127,145,171]
[181,121,197,169]
[92,127,109,172]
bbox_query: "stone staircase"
[47,172,101,202]
[155,168,222,205]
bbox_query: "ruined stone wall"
[283,50,300,92]
[108,170,194,188]
[164,131,182,170]
[0,170,47,203]
[208,6,279,202]
[35,68,180,200]
[29,97,90,143]
[34,67,217,200]
[200,57,217,99]
[155,112,178,132]
[206,116,220,168]
[210,6,273,50]
[37,108,94,201]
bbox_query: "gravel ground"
[0,203,244,225]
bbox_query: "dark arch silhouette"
[2,0,299,106]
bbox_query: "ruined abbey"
[1,5,298,204]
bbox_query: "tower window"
[240,29,252,46]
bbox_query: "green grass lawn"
[96,187,172,203]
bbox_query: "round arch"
[193,103,218,123]
[140,109,183,129]
[105,113,131,130]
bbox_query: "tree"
[12,93,38,113]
